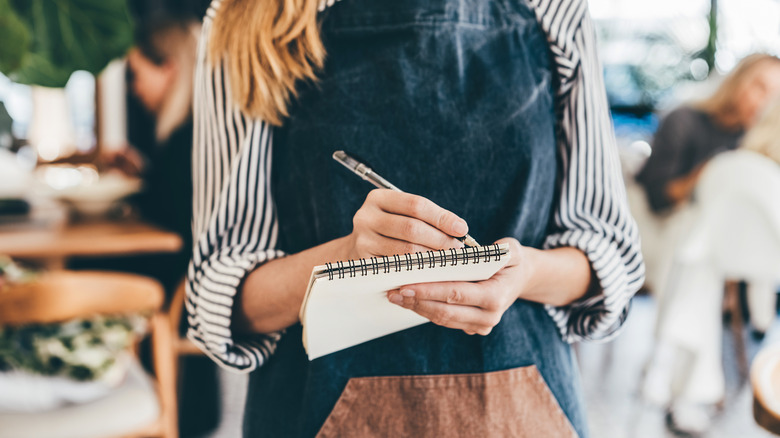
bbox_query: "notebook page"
[302,249,510,360]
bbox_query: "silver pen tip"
[332,150,347,160]
[458,234,480,248]
[333,150,360,171]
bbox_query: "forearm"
[519,246,595,307]
[235,236,351,334]
[665,176,693,205]
[665,164,705,205]
[234,190,469,334]
[389,240,601,336]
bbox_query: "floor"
[580,295,776,438]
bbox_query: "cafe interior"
[0,0,779,437]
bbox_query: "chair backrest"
[0,271,164,326]
[681,150,780,280]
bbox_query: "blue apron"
[248,0,588,436]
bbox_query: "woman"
[125,18,200,258]
[637,54,780,213]
[642,99,780,435]
[631,53,780,302]
[187,0,644,436]
[95,18,202,293]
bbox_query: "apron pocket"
[315,365,577,438]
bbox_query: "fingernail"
[453,219,468,236]
[400,289,415,298]
[389,293,403,304]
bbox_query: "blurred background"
[0,0,779,437]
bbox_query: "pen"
[333,150,480,248]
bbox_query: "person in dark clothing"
[637,53,780,213]
[100,18,200,293]
[126,18,199,241]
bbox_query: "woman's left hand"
[386,237,531,336]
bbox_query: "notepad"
[299,243,511,360]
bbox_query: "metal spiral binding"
[324,243,503,280]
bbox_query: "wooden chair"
[0,270,177,438]
[169,279,203,358]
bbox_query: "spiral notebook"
[299,243,511,360]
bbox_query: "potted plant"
[0,0,133,161]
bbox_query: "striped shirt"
[187,0,646,372]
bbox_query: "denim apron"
[249,0,588,436]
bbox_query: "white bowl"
[35,166,142,216]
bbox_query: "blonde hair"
[208,0,326,126]
[742,99,780,164]
[696,53,780,126]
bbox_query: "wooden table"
[0,220,184,268]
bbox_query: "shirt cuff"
[542,229,644,343]
[186,248,287,373]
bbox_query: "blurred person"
[125,18,200,263]
[97,18,201,295]
[91,17,227,438]
[637,53,780,213]
[642,97,780,435]
[631,54,780,301]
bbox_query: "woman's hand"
[386,237,596,336]
[100,146,145,176]
[665,163,706,205]
[343,189,469,260]
[236,189,470,334]
[386,237,529,335]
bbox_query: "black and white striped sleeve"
[529,0,645,342]
[185,4,285,372]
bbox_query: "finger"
[493,237,523,268]
[373,213,464,250]
[389,296,498,335]
[365,234,438,257]
[395,281,503,311]
[367,190,469,238]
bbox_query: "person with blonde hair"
[631,53,780,327]
[637,57,780,435]
[637,53,780,213]
[186,0,644,436]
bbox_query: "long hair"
[137,19,201,141]
[696,53,780,127]
[208,0,325,126]
[742,99,780,164]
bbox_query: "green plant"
[0,315,146,381]
[0,257,145,382]
[0,0,133,88]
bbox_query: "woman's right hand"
[343,189,469,260]
[100,146,145,176]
